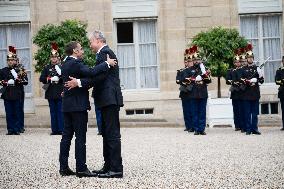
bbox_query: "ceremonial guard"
[186,45,211,135]
[176,47,194,132]
[0,46,28,135]
[275,56,284,131]
[226,49,243,131]
[39,42,64,135]
[239,44,263,135]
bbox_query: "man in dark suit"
[275,56,284,131]
[59,41,116,178]
[65,30,124,178]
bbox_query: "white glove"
[195,75,202,82]
[199,63,206,75]
[10,69,18,79]
[250,78,257,83]
[7,79,15,85]
[257,67,263,78]
[55,65,61,75]
[51,76,59,82]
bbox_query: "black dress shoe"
[20,128,25,133]
[184,129,189,131]
[199,131,206,135]
[188,128,194,132]
[76,169,97,178]
[59,167,76,176]
[280,128,284,131]
[6,131,14,135]
[97,132,102,135]
[246,132,251,135]
[13,132,20,135]
[98,171,123,178]
[241,129,245,133]
[235,128,241,131]
[92,167,109,174]
[194,131,200,135]
[252,130,261,135]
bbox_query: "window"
[116,20,159,90]
[260,102,279,114]
[125,108,154,115]
[240,14,282,83]
[0,23,32,93]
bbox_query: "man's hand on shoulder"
[64,76,79,90]
[106,54,117,67]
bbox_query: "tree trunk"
[217,76,221,98]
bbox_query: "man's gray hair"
[92,30,106,43]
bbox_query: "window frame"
[0,22,33,97]
[113,18,160,92]
[239,13,283,84]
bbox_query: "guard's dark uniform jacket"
[39,64,63,99]
[176,67,194,100]
[226,67,242,99]
[275,67,284,99]
[239,65,264,100]
[188,64,211,99]
[0,66,28,100]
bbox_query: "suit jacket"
[61,56,110,112]
[39,64,63,100]
[81,45,124,108]
[275,67,284,99]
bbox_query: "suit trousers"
[280,98,284,128]
[59,111,88,172]
[101,105,123,172]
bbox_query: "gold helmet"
[234,48,241,62]
[51,42,60,57]
[7,46,17,60]
[245,43,254,58]
[192,45,201,60]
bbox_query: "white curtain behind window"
[240,15,282,83]
[0,26,7,69]
[117,44,136,89]
[262,15,281,83]
[138,21,158,88]
[240,16,260,60]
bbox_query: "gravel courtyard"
[0,127,283,189]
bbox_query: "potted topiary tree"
[33,20,96,73]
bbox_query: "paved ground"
[0,127,283,189]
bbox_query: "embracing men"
[60,30,124,178]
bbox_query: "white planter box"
[207,96,234,128]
